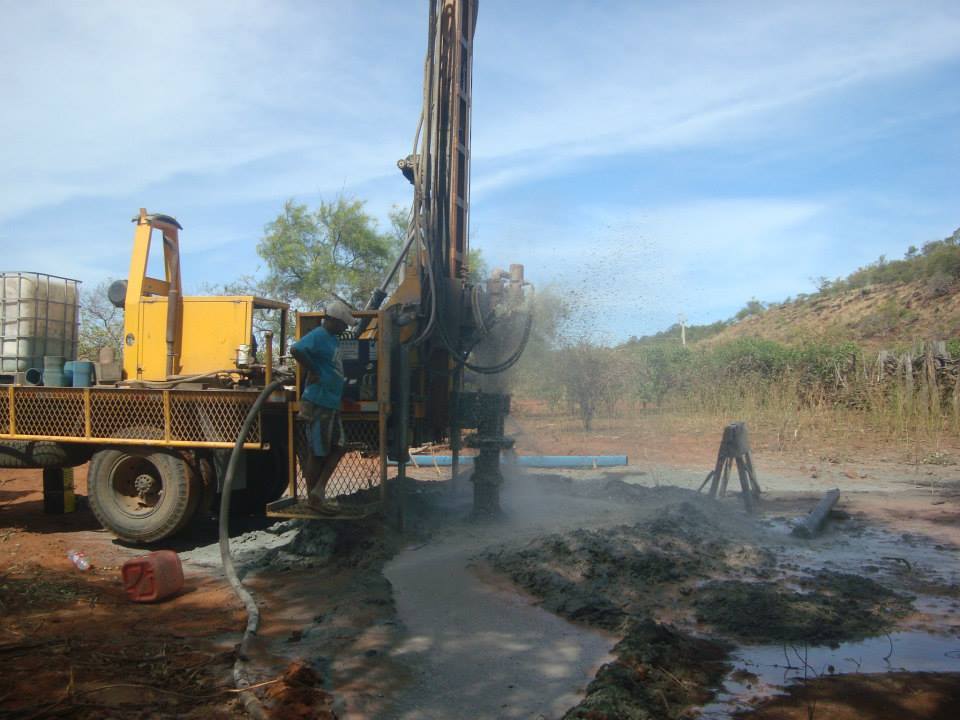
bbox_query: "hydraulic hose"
[118,370,238,388]
[218,377,287,720]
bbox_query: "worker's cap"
[325,300,357,326]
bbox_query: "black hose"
[463,308,534,374]
[218,378,286,720]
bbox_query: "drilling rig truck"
[0,0,529,543]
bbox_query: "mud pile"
[695,571,911,645]
[482,501,761,718]
[564,619,730,720]
[181,517,390,575]
[484,501,773,631]
[484,493,918,718]
[264,660,337,720]
[179,520,335,573]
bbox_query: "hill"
[700,279,960,351]
[632,226,960,352]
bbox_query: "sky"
[1,0,958,341]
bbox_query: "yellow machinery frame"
[123,209,287,381]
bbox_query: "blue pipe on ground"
[404,454,628,468]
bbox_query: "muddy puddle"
[383,536,615,719]
[477,478,960,718]
[700,631,960,717]
[696,513,960,717]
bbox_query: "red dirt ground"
[2,407,958,718]
[0,466,246,719]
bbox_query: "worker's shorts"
[299,404,345,458]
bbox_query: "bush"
[734,299,766,321]
[555,342,620,430]
[925,271,954,299]
[856,298,917,338]
[704,338,794,378]
[924,243,960,280]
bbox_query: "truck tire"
[0,441,92,469]
[87,447,200,544]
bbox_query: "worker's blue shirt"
[292,326,344,410]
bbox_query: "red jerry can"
[122,550,184,602]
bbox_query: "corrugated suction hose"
[218,378,286,719]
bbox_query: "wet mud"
[480,475,960,719]
[485,498,773,628]
[694,572,911,646]
[564,619,731,720]
[482,495,766,717]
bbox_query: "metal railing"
[0,386,264,449]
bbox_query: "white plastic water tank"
[1,272,80,373]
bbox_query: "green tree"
[735,298,766,321]
[557,341,617,430]
[629,343,690,407]
[257,196,402,310]
[467,247,488,283]
[78,280,123,360]
[205,196,402,361]
[387,205,410,249]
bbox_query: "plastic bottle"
[67,549,90,571]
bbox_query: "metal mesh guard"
[294,417,381,500]
[1,387,260,445]
[0,392,9,433]
[170,391,260,443]
[12,388,84,437]
[90,389,164,439]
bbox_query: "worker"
[290,300,356,511]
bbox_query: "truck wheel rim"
[108,456,164,518]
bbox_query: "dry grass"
[514,364,960,465]
[702,280,960,350]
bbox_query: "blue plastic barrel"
[71,361,94,388]
[43,371,66,387]
[42,356,66,387]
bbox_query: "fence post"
[953,362,960,432]
[902,352,914,431]
[925,343,939,423]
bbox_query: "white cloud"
[2,0,958,222]
[0,0,957,328]
[0,1,421,221]
[470,0,960,195]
